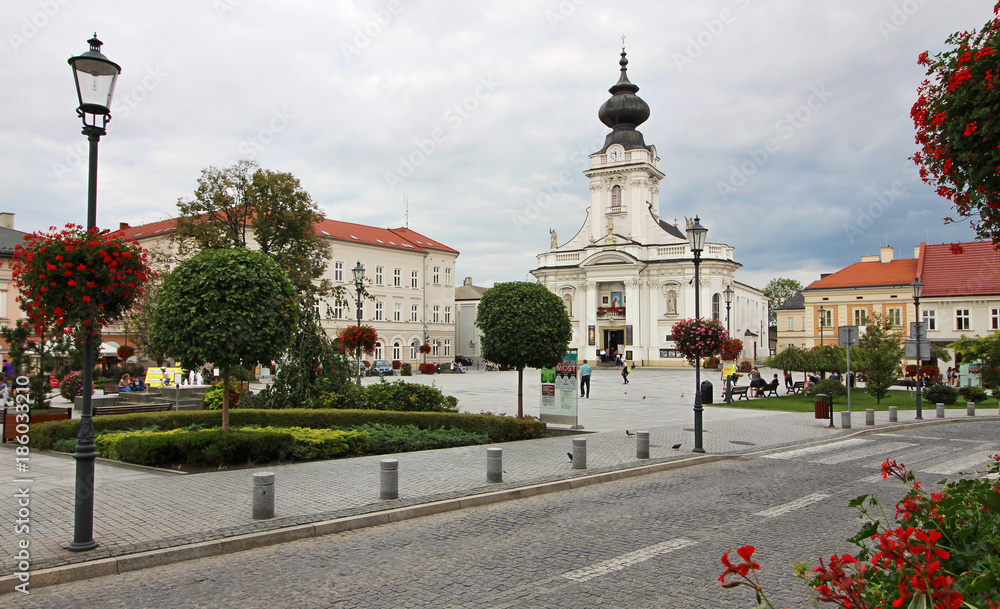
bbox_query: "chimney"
[0,212,13,229]
[463,277,473,286]
[820,273,832,280]
[914,245,920,258]
[119,222,130,230]
[880,246,894,264]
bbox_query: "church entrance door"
[603,329,625,360]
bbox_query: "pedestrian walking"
[621,363,630,384]
[579,360,592,398]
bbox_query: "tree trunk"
[517,366,524,418]
[221,366,230,432]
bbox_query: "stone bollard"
[840,411,851,429]
[636,431,650,459]
[572,438,587,470]
[888,406,897,423]
[967,402,976,417]
[865,409,875,426]
[252,472,275,520]
[936,403,945,418]
[486,447,503,483]
[380,458,399,500]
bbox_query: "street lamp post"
[687,217,708,454]
[818,306,826,346]
[912,277,924,420]
[353,261,365,387]
[66,35,120,553]
[723,284,733,336]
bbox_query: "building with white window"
[0,214,28,356]
[530,49,769,366]
[790,241,1000,362]
[113,218,458,366]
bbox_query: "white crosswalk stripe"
[560,538,697,583]
[763,438,870,460]
[921,454,995,475]
[810,441,916,464]
[754,493,831,518]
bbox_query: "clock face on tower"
[608,146,624,162]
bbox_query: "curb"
[0,453,729,594]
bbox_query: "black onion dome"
[598,49,651,152]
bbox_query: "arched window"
[712,293,721,320]
[611,185,621,209]
[374,342,383,360]
[392,341,401,361]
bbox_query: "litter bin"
[814,393,829,419]
[701,380,713,405]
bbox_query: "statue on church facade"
[667,290,677,315]
[550,228,558,249]
[606,218,614,242]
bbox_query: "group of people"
[118,373,146,392]
[598,348,625,367]
[578,359,635,398]
[945,366,960,386]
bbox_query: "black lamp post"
[353,261,365,387]
[687,216,708,454]
[66,35,120,553]
[912,276,924,420]
[818,306,826,346]
[723,284,733,336]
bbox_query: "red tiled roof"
[804,258,918,290]
[920,241,1000,297]
[115,217,458,255]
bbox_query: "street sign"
[909,321,927,340]
[904,339,931,359]
[838,325,859,347]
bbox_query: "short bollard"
[840,411,851,429]
[888,406,897,423]
[486,447,503,483]
[865,409,875,426]
[380,458,399,500]
[936,403,945,418]
[252,472,275,520]
[572,438,587,470]
[636,431,650,459]
[968,402,976,417]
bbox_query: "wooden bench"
[757,380,780,397]
[787,381,805,394]
[94,402,173,417]
[2,406,73,443]
[730,386,750,401]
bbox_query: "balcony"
[597,306,625,318]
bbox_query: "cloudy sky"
[1,0,989,291]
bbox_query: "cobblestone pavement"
[8,423,998,608]
[2,366,997,594]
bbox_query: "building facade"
[530,49,768,366]
[114,218,459,367]
[454,277,489,366]
[0,213,28,356]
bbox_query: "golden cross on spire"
[621,34,626,51]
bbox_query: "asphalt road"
[10,422,998,609]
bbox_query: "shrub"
[351,423,490,453]
[806,378,847,399]
[391,360,402,370]
[418,363,436,375]
[401,363,412,376]
[958,385,989,404]
[115,429,294,467]
[30,409,546,451]
[359,380,458,412]
[202,381,247,410]
[923,383,959,405]
[250,426,367,460]
[59,370,86,401]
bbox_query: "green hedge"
[350,423,490,453]
[30,409,546,451]
[116,429,295,467]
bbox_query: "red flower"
[949,243,966,255]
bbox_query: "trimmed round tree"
[151,249,298,430]
[475,282,572,418]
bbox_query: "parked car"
[369,360,393,376]
[454,355,474,366]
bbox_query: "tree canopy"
[762,278,802,326]
[950,330,1000,394]
[150,248,299,429]
[174,160,331,295]
[475,282,572,417]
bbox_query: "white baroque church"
[531,49,769,367]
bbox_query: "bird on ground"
[671,443,682,450]
[625,430,635,437]
[567,452,573,461]
[643,396,646,399]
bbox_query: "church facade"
[531,49,769,367]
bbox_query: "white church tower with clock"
[532,46,769,366]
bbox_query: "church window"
[712,293,721,320]
[611,185,621,210]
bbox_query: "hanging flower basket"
[721,337,743,362]
[117,345,136,360]
[12,224,151,336]
[419,343,432,354]
[338,325,378,354]
[670,318,727,365]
